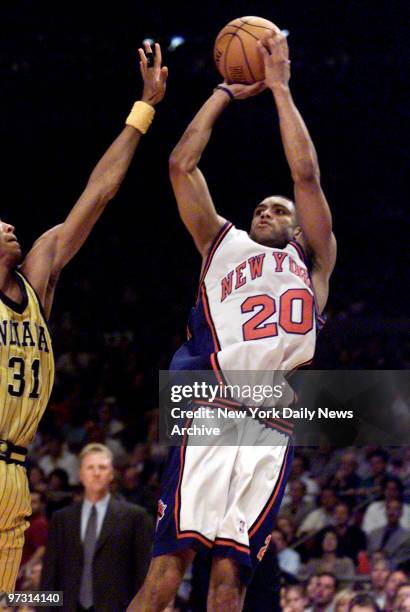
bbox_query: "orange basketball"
[214,16,281,84]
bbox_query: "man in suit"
[40,443,153,611]
[367,500,410,569]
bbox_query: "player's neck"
[0,265,19,295]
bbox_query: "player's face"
[79,452,114,497]
[249,197,299,248]
[0,219,22,265]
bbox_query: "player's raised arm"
[258,33,336,306]
[22,42,168,317]
[169,81,264,257]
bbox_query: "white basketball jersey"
[170,222,324,375]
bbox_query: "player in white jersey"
[129,32,336,611]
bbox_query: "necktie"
[79,505,97,609]
[381,525,397,548]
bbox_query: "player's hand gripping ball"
[214,16,281,84]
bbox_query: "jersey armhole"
[199,221,234,286]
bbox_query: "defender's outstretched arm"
[22,43,168,317]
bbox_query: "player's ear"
[293,226,303,239]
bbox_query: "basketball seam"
[218,18,274,84]
[235,34,256,83]
[223,22,243,83]
[223,19,256,84]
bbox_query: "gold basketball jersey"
[0,270,54,447]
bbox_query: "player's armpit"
[169,162,226,257]
[20,226,61,315]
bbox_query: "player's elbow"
[169,152,191,176]
[292,160,320,185]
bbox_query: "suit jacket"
[367,525,410,568]
[40,496,153,612]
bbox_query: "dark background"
[1,0,409,376]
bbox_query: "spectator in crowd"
[299,527,355,582]
[348,593,381,612]
[20,560,43,592]
[369,558,391,609]
[40,443,153,611]
[284,584,307,612]
[396,597,410,611]
[326,451,362,505]
[367,499,410,568]
[280,479,315,525]
[298,488,339,536]
[362,478,410,534]
[286,453,320,504]
[38,433,79,485]
[329,501,367,563]
[271,527,301,577]
[310,572,338,612]
[27,465,47,494]
[383,570,408,612]
[119,462,158,518]
[84,420,127,462]
[395,584,410,611]
[45,468,73,516]
[277,515,298,546]
[333,589,355,612]
[360,450,390,496]
[96,396,125,437]
[305,574,320,610]
[17,491,49,588]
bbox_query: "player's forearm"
[86,125,143,202]
[169,90,230,172]
[271,85,320,183]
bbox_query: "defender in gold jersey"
[0,42,168,591]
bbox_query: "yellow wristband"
[125,101,155,134]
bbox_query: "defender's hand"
[220,80,266,100]
[139,42,168,106]
[258,32,290,90]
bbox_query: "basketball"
[214,16,281,84]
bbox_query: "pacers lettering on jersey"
[220,251,310,301]
[0,320,50,352]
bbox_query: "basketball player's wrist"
[213,85,234,103]
[125,101,156,134]
[269,82,290,97]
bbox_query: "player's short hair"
[79,443,113,465]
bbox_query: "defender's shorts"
[0,462,31,591]
[154,409,293,584]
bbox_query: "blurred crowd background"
[1,0,409,610]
